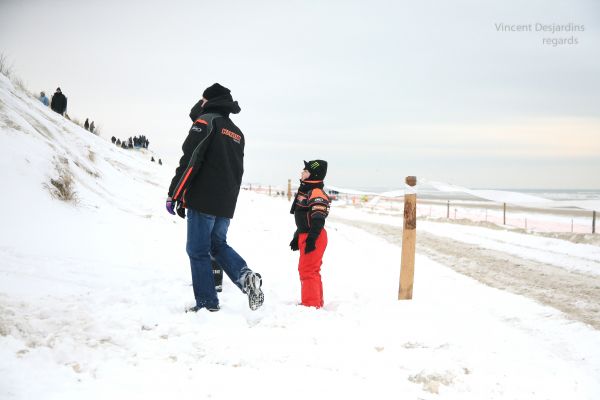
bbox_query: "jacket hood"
[203,94,241,116]
[189,99,204,121]
[189,94,241,122]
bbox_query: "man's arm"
[167,119,211,198]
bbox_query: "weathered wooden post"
[503,203,507,225]
[593,211,596,234]
[287,179,292,202]
[399,176,417,300]
[269,185,272,196]
[571,219,574,233]
[446,200,450,218]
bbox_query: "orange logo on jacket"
[221,128,241,144]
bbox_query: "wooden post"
[269,185,271,196]
[593,211,596,234]
[503,203,506,225]
[287,179,292,202]
[571,219,574,233]
[446,200,450,218]
[399,176,417,300]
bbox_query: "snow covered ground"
[333,207,600,277]
[1,74,600,399]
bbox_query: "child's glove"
[166,197,176,215]
[304,236,316,254]
[289,234,299,251]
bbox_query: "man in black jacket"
[166,83,263,312]
[50,88,67,115]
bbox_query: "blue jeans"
[186,209,250,308]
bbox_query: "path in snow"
[331,216,600,330]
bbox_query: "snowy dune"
[1,74,600,399]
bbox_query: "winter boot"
[212,260,223,292]
[186,304,220,313]
[242,272,264,311]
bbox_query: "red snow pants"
[297,229,328,308]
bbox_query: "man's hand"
[176,201,186,219]
[166,197,176,215]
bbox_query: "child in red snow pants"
[297,229,328,308]
[290,159,330,309]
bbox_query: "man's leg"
[298,229,327,308]
[211,258,224,292]
[186,209,219,309]
[211,217,264,310]
[210,217,251,290]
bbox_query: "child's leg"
[298,229,328,307]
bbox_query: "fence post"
[399,176,417,300]
[503,203,506,225]
[594,211,596,234]
[269,185,271,196]
[287,179,292,202]
[447,200,450,218]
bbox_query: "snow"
[1,74,600,399]
[333,207,600,276]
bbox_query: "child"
[289,160,330,308]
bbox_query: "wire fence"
[243,184,597,235]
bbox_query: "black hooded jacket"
[168,95,244,218]
[50,91,67,114]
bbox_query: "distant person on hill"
[39,91,49,106]
[84,118,90,130]
[90,121,95,133]
[166,83,263,313]
[111,136,116,144]
[50,88,67,116]
[158,158,162,165]
[289,160,330,308]
[151,156,155,162]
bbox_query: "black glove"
[175,201,186,219]
[305,236,316,254]
[290,232,299,251]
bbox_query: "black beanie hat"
[202,83,231,100]
[303,160,328,180]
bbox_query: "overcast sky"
[1,0,599,190]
